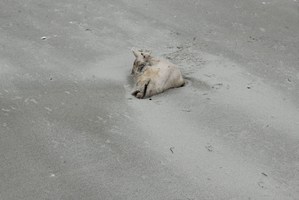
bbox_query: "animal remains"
[131,49,185,99]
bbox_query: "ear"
[141,51,152,60]
[132,49,139,58]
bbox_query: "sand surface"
[0,0,299,199]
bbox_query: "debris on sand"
[261,172,268,177]
[45,107,52,112]
[1,108,10,112]
[211,83,223,89]
[258,181,266,189]
[170,147,175,154]
[205,144,214,152]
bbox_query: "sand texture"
[0,0,298,199]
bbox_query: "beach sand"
[0,0,298,199]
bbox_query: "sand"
[0,0,298,199]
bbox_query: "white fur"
[131,49,185,99]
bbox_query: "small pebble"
[170,147,175,154]
[261,172,268,177]
[205,144,214,152]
